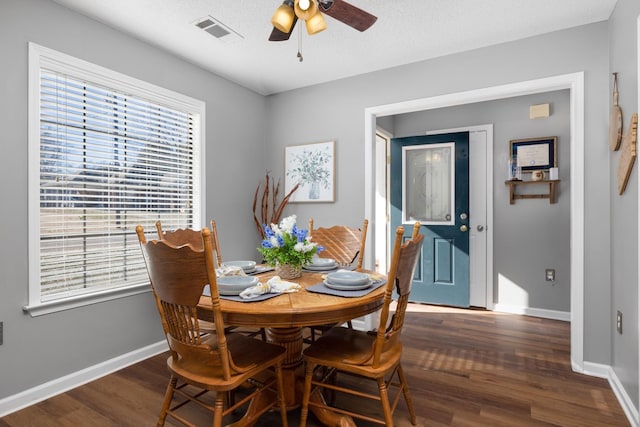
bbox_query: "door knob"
[477,225,484,232]
[460,224,469,232]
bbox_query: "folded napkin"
[216,265,246,277]
[239,275,301,299]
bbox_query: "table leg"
[266,327,304,408]
[266,327,356,427]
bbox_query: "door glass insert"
[402,142,454,225]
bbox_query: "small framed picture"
[510,136,558,172]
[285,141,335,203]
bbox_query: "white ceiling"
[51,0,617,96]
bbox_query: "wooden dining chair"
[308,218,368,268]
[300,222,423,427]
[137,225,288,427]
[155,220,266,341]
[305,218,369,343]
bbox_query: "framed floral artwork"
[285,141,335,203]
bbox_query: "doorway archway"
[363,72,585,371]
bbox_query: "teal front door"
[390,132,470,307]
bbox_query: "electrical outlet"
[545,269,555,281]
[616,311,623,334]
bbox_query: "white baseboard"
[583,361,639,427]
[0,340,168,418]
[581,361,611,378]
[493,303,570,321]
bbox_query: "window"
[26,43,205,316]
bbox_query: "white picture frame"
[285,141,335,203]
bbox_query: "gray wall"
[609,0,639,409]
[392,90,571,312]
[0,0,267,399]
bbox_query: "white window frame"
[25,43,206,316]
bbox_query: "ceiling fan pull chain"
[297,24,304,62]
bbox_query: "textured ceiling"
[51,0,617,95]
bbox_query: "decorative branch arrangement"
[253,172,299,239]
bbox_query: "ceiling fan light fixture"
[294,0,318,21]
[299,0,311,11]
[271,0,295,33]
[305,10,326,35]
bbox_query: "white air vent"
[194,15,243,43]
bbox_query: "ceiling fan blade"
[268,16,298,41]
[318,0,377,32]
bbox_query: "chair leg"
[275,363,288,427]
[212,394,224,427]
[377,377,394,427]
[300,362,316,427]
[397,364,417,425]
[157,376,177,427]
[325,368,337,405]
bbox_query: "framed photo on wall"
[285,141,335,203]
[510,136,558,172]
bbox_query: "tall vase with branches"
[252,172,299,239]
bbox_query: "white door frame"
[374,128,392,276]
[364,72,585,371]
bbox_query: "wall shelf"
[505,179,560,204]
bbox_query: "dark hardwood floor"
[1,304,629,426]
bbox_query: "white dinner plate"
[326,271,370,286]
[323,279,372,291]
[308,257,336,267]
[223,260,257,272]
[216,275,259,295]
[304,263,338,271]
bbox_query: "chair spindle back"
[373,222,423,368]
[308,218,368,268]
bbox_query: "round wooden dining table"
[197,268,386,423]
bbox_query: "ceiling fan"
[269,0,377,41]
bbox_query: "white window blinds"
[29,44,204,308]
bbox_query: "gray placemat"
[203,285,285,302]
[306,279,386,298]
[246,265,274,275]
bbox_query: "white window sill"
[23,283,152,317]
